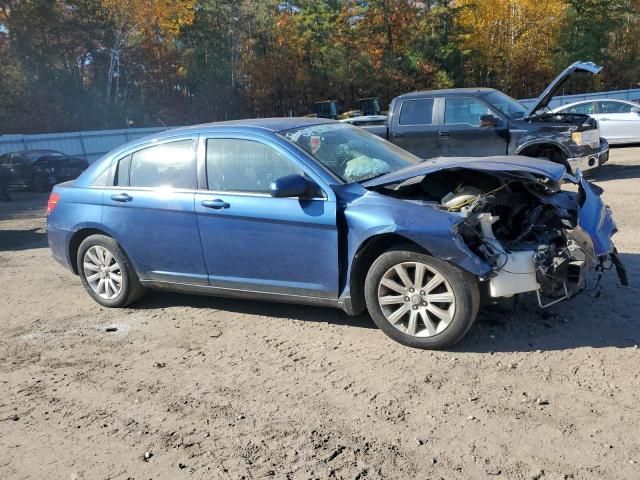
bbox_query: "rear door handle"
[201,199,230,210]
[391,132,404,139]
[110,193,132,202]
[439,131,450,138]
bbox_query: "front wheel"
[364,249,480,349]
[77,234,145,307]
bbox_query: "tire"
[364,249,480,350]
[77,234,145,307]
[32,174,51,193]
[536,147,571,174]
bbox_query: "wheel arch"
[68,228,112,274]
[344,233,430,315]
[516,141,571,170]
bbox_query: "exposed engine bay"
[529,111,598,129]
[374,168,627,306]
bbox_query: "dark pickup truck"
[363,62,609,173]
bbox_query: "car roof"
[396,88,497,100]
[556,98,639,109]
[9,150,65,162]
[169,117,338,136]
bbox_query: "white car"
[552,99,640,145]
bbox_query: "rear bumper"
[566,139,609,173]
[46,218,75,272]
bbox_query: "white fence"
[0,127,171,163]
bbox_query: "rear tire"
[77,234,145,307]
[32,174,51,193]
[364,249,480,349]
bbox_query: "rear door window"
[113,140,195,189]
[399,99,434,125]
[597,101,632,114]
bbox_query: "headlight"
[572,129,600,148]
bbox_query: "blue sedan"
[46,118,625,349]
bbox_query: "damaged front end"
[367,159,627,307]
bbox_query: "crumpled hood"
[524,61,602,118]
[362,155,567,188]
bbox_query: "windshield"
[482,91,528,119]
[281,123,421,183]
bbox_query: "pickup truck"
[363,62,610,173]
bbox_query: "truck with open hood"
[363,62,609,174]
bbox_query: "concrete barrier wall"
[0,127,171,163]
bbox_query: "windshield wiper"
[357,172,389,183]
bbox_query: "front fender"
[343,190,492,279]
[514,135,572,158]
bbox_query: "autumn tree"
[457,0,567,98]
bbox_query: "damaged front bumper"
[486,169,626,305]
[566,138,609,173]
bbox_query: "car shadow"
[456,252,638,353]
[588,163,640,182]
[133,253,638,349]
[0,192,49,221]
[0,227,48,251]
[133,291,377,330]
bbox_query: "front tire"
[77,234,145,307]
[364,249,480,349]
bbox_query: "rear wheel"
[364,249,480,349]
[77,234,145,307]
[32,174,50,193]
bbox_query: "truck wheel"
[536,147,571,174]
[77,234,145,307]
[364,249,480,349]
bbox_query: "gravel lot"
[1,148,639,480]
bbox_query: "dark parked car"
[363,62,609,174]
[0,149,89,192]
[47,119,625,349]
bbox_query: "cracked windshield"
[283,123,420,183]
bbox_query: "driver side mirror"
[270,174,322,199]
[631,106,640,115]
[480,114,503,128]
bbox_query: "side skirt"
[140,279,346,311]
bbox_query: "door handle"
[391,132,404,139]
[439,131,450,138]
[600,118,610,121]
[201,199,230,210]
[110,193,132,202]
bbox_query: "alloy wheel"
[83,245,123,300]
[377,261,456,337]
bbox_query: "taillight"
[47,192,60,215]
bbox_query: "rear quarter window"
[112,140,196,189]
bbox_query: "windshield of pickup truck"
[281,123,421,183]
[482,91,528,119]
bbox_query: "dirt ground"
[1,148,639,480]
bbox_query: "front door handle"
[201,199,230,210]
[391,132,404,139]
[110,193,132,202]
[439,131,450,138]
